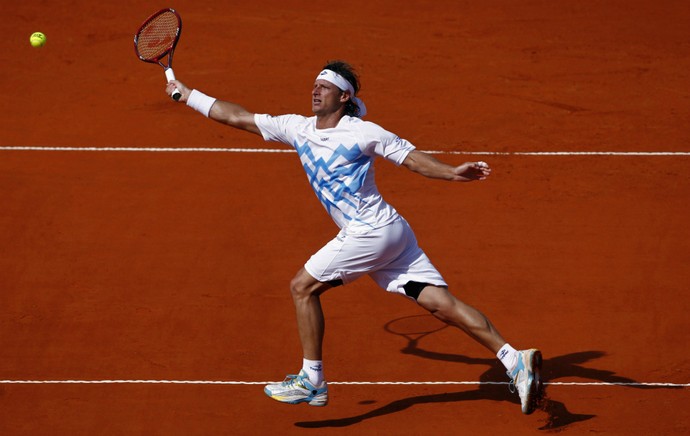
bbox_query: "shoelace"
[281,374,301,387]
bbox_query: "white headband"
[316,69,367,117]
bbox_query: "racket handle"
[165,67,182,101]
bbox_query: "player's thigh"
[416,285,456,312]
[305,221,407,285]
[369,220,447,297]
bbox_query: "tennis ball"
[30,32,46,48]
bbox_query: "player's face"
[312,79,349,116]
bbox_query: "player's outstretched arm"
[402,150,491,182]
[166,80,260,135]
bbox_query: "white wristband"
[186,89,217,117]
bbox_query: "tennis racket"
[134,8,183,101]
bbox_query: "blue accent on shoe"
[264,370,329,406]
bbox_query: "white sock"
[497,343,518,372]
[302,358,324,386]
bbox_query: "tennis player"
[165,60,542,414]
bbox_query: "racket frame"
[134,8,182,67]
[134,8,183,100]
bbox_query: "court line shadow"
[295,316,678,431]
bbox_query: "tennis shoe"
[508,348,543,414]
[264,370,328,406]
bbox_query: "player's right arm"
[208,100,260,135]
[166,80,261,135]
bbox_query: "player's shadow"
[295,315,679,431]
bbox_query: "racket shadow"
[295,315,672,431]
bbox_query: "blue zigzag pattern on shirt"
[294,141,372,220]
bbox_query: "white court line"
[0,380,687,387]
[1,146,690,156]
[1,145,688,391]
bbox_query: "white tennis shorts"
[304,216,447,298]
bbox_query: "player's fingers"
[475,161,491,174]
[165,83,182,101]
[471,162,491,180]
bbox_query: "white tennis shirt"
[255,114,416,231]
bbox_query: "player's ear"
[340,91,351,103]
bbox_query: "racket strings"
[136,12,179,60]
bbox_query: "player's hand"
[166,80,191,102]
[454,161,491,181]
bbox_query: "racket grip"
[165,68,182,101]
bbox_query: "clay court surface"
[2,0,689,434]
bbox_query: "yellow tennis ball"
[30,32,46,48]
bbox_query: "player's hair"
[323,60,361,117]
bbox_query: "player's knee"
[289,270,335,300]
[418,288,463,324]
[416,285,451,311]
[429,303,457,324]
[428,297,489,332]
[290,275,309,299]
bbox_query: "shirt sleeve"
[362,121,416,165]
[254,113,304,146]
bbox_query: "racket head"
[134,8,182,65]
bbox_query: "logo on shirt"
[320,137,329,141]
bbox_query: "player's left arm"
[402,150,491,182]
